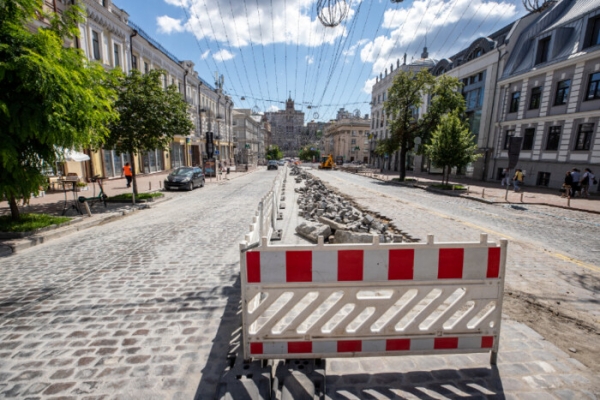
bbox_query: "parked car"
[164,167,205,191]
[277,160,286,166]
[267,160,278,170]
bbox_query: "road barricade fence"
[244,165,287,246]
[240,231,507,365]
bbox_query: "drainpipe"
[483,47,508,181]
[129,30,137,73]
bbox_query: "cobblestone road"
[0,171,276,399]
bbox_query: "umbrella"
[61,148,90,162]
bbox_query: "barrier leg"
[490,350,498,365]
[82,201,92,217]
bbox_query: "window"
[574,123,594,151]
[546,126,561,150]
[537,172,551,187]
[584,16,600,49]
[586,72,600,100]
[529,86,542,109]
[503,130,515,149]
[351,139,356,145]
[522,128,535,150]
[131,55,137,70]
[92,31,100,60]
[113,43,120,67]
[509,91,520,113]
[554,80,570,106]
[536,37,551,65]
[144,62,149,74]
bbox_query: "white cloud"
[161,0,355,48]
[343,39,369,57]
[267,105,280,112]
[363,77,376,95]
[201,50,210,59]
[306,55,314,65]
[213,49,235,62]
[360,0,518,83]
[157,15,184,34]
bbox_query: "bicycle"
[78,175,108,208]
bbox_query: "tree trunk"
[130,151,138,197]
[399,146,407,181]
[8,195,20,221]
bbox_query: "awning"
[61,149,90,162]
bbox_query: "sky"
[114,0,529,122]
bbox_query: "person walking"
[570,168,581,197]
[512,169,524,192]
[562,170,573,198]
[123,162,133,188]
[501,168,511,187]
[580,168,595,198]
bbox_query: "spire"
[421,31,429,59]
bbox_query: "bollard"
[520,192,524,203]
[482,188,485,199]
[159,181,162,189]
[149,182,151,191]
[567,197,571,208]
[82,201,92,217]
[467,186,470,195]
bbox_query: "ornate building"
[264,96,305,157]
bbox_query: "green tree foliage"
[265,145,283,161]
[298,146,320,162]
[105,69,193,195]
[0,0,118,220]
[424,111,480,185]
[379,70,465,181]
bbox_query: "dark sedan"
[164,167,205,191]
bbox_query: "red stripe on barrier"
[487,247,501,278]
[388,249,414,280]
[481,336,494,348]
[286,251,312,282]
[438,249,464,279]
[434,337,459,349]
[338,250,364,281]
[386,339,411,351]
[288,341,312,353]
[247,252,261,283]
[250,342,263,354]
[338,340,362,353]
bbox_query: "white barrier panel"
[240,234,507,363]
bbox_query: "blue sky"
[115,0,528,122]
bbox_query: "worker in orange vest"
[123,162,133,188]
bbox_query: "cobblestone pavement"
[0,169,275,399]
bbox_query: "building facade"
[493,0,600,191]
[233,109,262,168]
[323,114,371,164]
[264,97,305,157]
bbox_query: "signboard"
[508,136,523,170]
[215,150,220,155]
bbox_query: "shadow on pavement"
[194,276,243,400]
[327,366,504,399]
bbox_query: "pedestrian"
[570,168,581,197]
[562,170,573,198]
[501,168,511,187]
[580,168,595,198]
[512,169,524,192]
[123,162,133,188]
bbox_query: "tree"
[105,69,193,195]
[379,70,465,181]
[298,146,320,162]
[0,0,118,220]
[424,111,481,185]
[265,145,283,161]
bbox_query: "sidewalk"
[352,167,600,214]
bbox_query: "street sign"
[214,150,220,155]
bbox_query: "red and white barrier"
[240,234,507,363]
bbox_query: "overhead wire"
[254,0,274,107]
[269,0,280,106]
[242,0,267,111]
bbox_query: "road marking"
[320,170,600,275]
